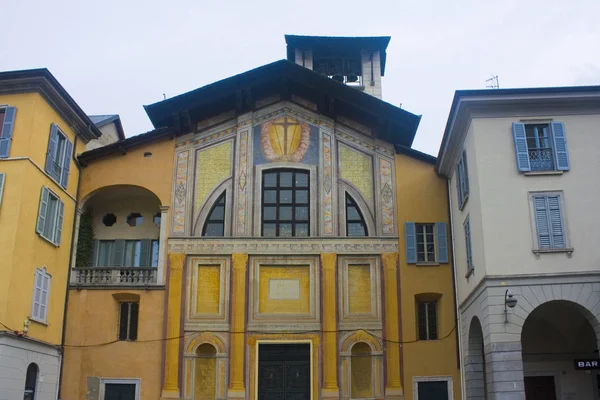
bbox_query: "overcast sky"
[2,0,599,155]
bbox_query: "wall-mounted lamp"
[504,289,518,323]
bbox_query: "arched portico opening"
[465,316,486,400]
[522,300,599,400]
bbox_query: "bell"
[332,74,344,83]
[347,73,358,83]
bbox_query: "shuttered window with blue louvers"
[512,122,570,172]
[44,124,73,189]
[455,150,469,210]
[533,194,566,249]
[464,217,473,270]
[0,107,17,158]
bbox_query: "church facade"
[57,35,461,400]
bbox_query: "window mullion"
[127,303,132,340]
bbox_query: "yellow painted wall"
[61,290,165,399]
[0,92,84,345]
[395,154,462,400]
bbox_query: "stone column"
[228,253,248,398]
[161,253,185,399]
[382,252,403,398]
[320,253,339,398]
[485,341,526,400]
[157,206,169,285]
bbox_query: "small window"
[416,379,450,400]
[127,213,143,227]
[261,170,309,237]
[346,194,367,237]
[202,193,226,237]
[24,363,38,400]
[531,193,566,250]
[118,302,139,341]
[512,122,570,172]
[417,301,438,340]
[93,239,158,267]
[31,269,51,323]
[36,187,64,245]
[455,150,469,210]
[44,124,73,188]
[103,213,117,227]
[416,223,435,262]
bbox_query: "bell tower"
[285,35,390,99]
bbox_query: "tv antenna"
[486,75,499,89]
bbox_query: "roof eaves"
[394,144,436,165]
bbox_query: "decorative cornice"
[168,237,399,255]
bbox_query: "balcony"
[529,148,555,171]
[72,267,157,286]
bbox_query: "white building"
[436,86,600,400]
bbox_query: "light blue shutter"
[54,199,64,245]
[88,240,98,267]
[512,123,531,172]
[550,122,570,171]
[462,151,469,198]
[464,219,472,269]
[140,239,152,267]
[60,139,73,188]
[547,196,565,248]
[404,222,417,263]
[455,163,463,208]
[112,239,125,267]
[533,196,551,248]
[45,125,59,176]
[435,222,448,263]
[0,173,5,207]
[36,187,50,234]
[0,107,16,158]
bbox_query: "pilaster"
[228,253,248,398]
[382,252,403,398]
[320,253,339,398]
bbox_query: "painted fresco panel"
[253,117,319,165]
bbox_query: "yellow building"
[0,69,102,399]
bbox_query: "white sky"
[2,0,599,156]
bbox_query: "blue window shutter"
[88,240,98,267]
[36,187,50,235]
[140,239,152,267]
[550,122,570,171]
[462,151,469,197]
[405,222,417,263]
[464,219,472,269]
[455,163,463,208]
[112,239,125,267]
[55,198,64,245]
[0,173,5,207]
[547,195,565,248]
[60,139,73,189]
[45,125,59,176]
[435,222,449,263]
[512,122,531,172]
[533,196,551,248]
[0,107,16,158]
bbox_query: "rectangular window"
[0,107,16,158]
[118,302,139,341]
[464,217,473,271]
[261,170,310,237]
[417,301,438,340]
[44,124,73,188]
[455,150,469,209]
[416,223,436,262]
[101,379,140,400]
[416,380,450,400]
[31,268,51,323]
[92,239,157,267]
[512,122,570,172]
[36,187,64,245]
[531,192,567,250]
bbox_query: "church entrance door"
[258,343,311,400]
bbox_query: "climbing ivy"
[75,213,94,268]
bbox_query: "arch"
[185,332,227,355]
[80,184,163,210]
[340,330,382,353]
[193,179,232,236]
[351,342,373,398]
[338,183,375,237]
[465,316,486,400]
[194,343,218,400]
[24,363,38,400]
[345,193,368,237]
[202,192,226,236]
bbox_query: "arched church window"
[24,363,38,400]
[351,342,373,398]
[202,193,226,237]
[346,194,367,237]
[262,170,309,237]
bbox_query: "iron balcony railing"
[528,148,555,171]
[72,267,157,286]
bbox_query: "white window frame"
[528,191,572,253]
[413,376,454,400]
[464,215,473,274]
[30,268,51,324]
[98,378,141,400]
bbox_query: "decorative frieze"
[379,157,395,235]
[172,150,189,234]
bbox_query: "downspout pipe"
[57,133,82,399]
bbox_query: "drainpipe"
[447,178,466,400]
[57,133,82,399]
